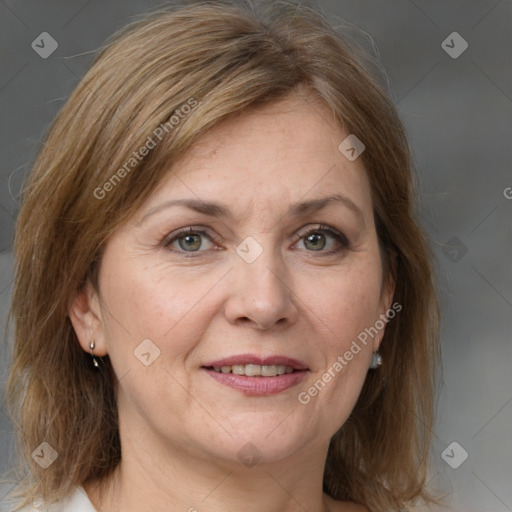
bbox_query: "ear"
[373,253,397,352]
[68,280,108,356]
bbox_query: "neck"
[85,436,334,512]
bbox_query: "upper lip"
[203,354,309,370]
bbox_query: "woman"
[5,1,441,510]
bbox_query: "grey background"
[1,1,511,511]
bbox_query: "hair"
[5,0,441,510]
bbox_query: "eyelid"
[162,223,350,256]
[162,226,219,249]
[294,224,350,246]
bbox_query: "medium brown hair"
[5,1,441,510]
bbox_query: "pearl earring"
[369,351,383,369]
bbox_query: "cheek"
[99,257,219,366]
[98,262,205,417]
[308,261,383,350]
[302,256,383,416]
[298,272,382,432]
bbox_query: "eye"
[163,227,218,255]
[162,224,350,257]
[294,224,350,254]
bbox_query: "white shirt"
[17,487,96,512]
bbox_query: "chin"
[199,421,316,468]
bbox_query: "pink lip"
[201,354,310,396]
[203,354,308,370]
[204,369,308,396]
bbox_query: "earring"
[89,340,99,368]
[369,351,383,369]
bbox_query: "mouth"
[202,355,309,396]
[205,364,297,377]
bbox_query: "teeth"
[245,364,261,377]
[211,364,296,376]
[261,365,276,377]
[232,365,244,375]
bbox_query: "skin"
[70,89,394,512]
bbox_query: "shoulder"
[13,487,96,512]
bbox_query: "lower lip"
[203,368,308,396]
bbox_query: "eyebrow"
[137,193,365,226]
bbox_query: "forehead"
[140,91,373,221]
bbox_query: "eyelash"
[162,224,350,258]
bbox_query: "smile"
[209,364,296,377]
[202,355,309,396]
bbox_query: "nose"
[223,246,299,331]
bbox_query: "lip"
[203,368,309,396]
[203,354,309,370]
[202,354,310,396]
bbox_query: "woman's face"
[72,91,394,468]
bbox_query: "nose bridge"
[235,233,285,293]
[225,233,297,329]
